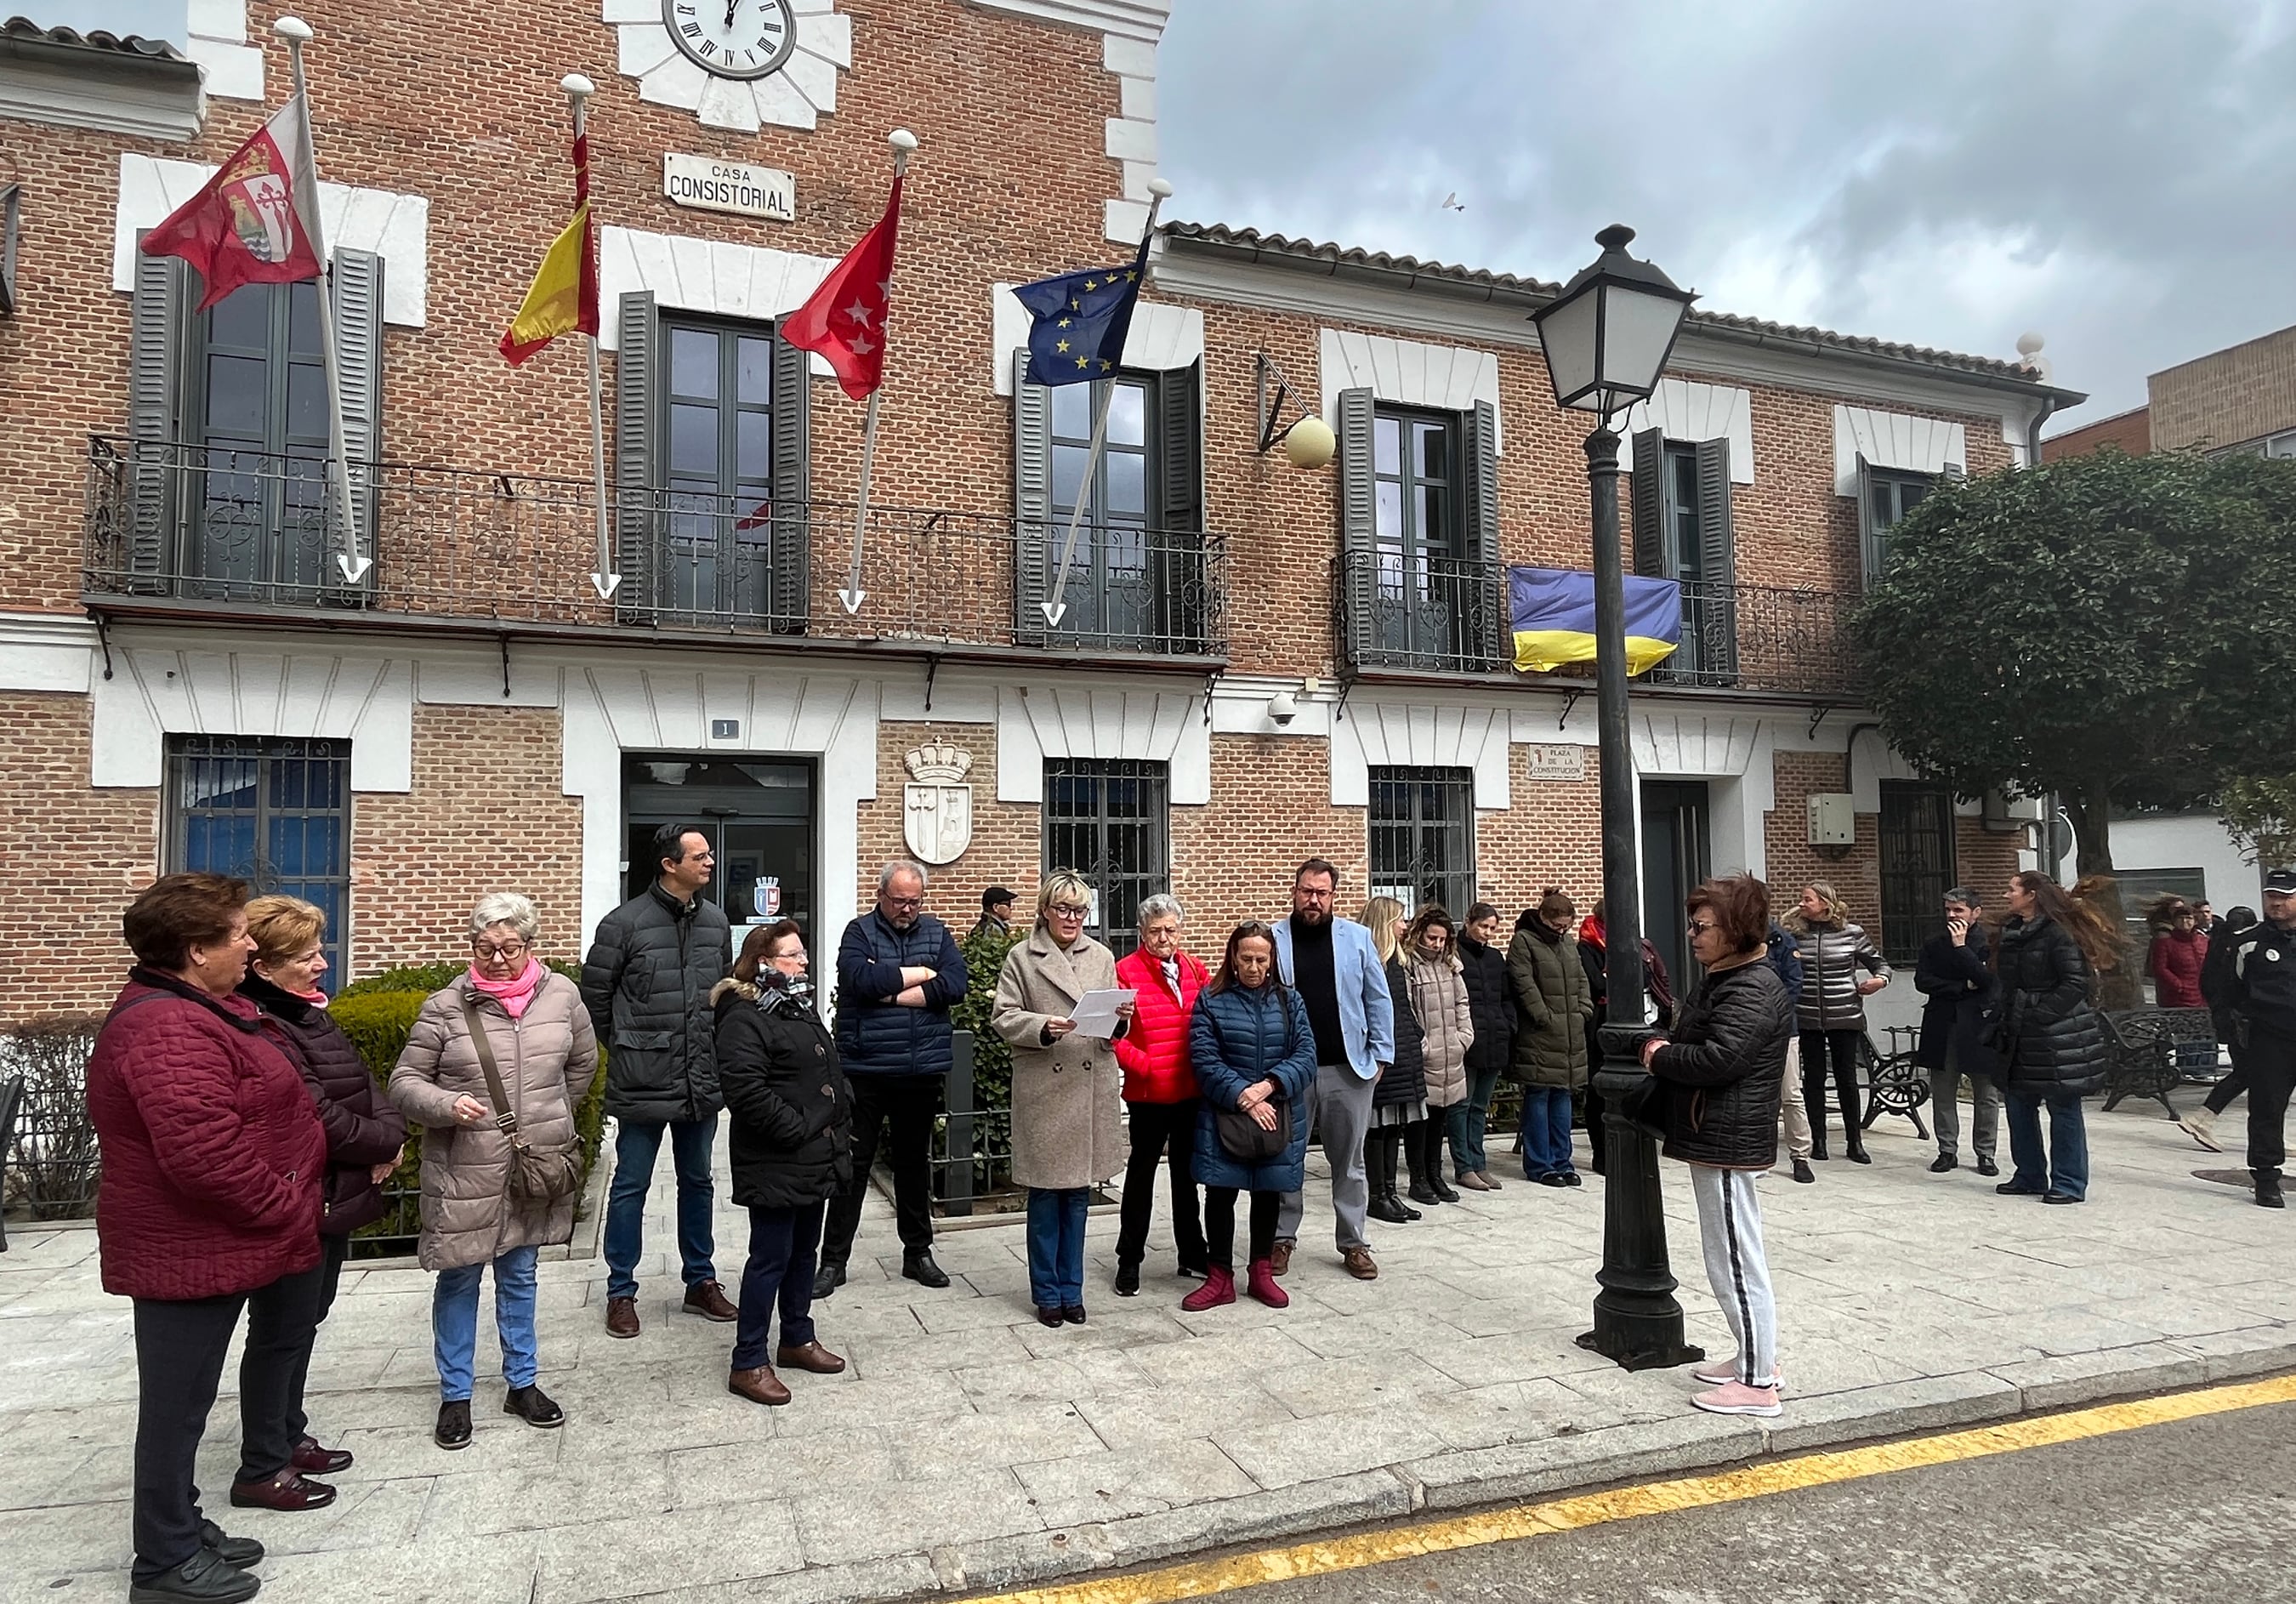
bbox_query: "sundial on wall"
[610,0,850,132]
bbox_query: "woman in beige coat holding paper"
[994,871,1133,1328]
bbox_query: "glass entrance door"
[622,754,817,942]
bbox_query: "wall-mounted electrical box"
[1806,793,1856,846]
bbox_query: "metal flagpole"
[564,74,617,600]
[838,128,918,616]
[275,17,369,584]
[1040,176,1173,631]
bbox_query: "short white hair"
[469,891,540,942]
[1137,893,1185,930]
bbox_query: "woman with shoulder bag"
[1185,922,1318,1311]
[389,893,598,1452]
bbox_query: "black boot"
[1424,1122,1461,1202]
[1367,1129,1410,1222]
[1403,1120,1442,1205]
[2258,1169,2286,1209]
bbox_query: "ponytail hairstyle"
[1361,896,1407,964]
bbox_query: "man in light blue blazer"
[1270,858,1395,1281]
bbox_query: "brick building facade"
[0,1,2067,1021]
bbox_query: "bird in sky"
[1441,191,1466,211]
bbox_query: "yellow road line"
[968,1371,2296,1604]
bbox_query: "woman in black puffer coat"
[1641,875,1793,1419]
[241,896,407,1481]
[1361,897,1433,1221]
[1994,873,2109,1204]
[1454,903,1514,1192]
[713,919,854,1407]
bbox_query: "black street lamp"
[1530,225,1703,1371]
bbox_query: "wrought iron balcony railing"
[82,437,1228,660]
[1642,576,1857,697]
[1335,549,1510,674]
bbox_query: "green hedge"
[332,980,608,1254]
[338,957,581,1000]
[952,926,1021,1114]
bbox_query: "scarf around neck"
[469,956,546,1019]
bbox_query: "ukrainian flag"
[1509,566,1682,675]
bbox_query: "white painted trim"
[0,613,99,694]
[184,0,259,103]
[1327,697,1511,811]
[996,684,1209,805]
[960,0,1171,41]
[1833,405,1967,495]
[1318,327,1503,451]
[88,646,415,792]
[1617,378,1756,484]
[0,56,205,141]
[609,2,850,133]
[598,225,836,372]
[114,154,430,327]
[990,284,1203,394]
[560,666,879,948]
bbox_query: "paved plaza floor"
[3,1099,2289,1604]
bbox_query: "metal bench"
[0,1073,22,1253]
[2099,1009,2213,1119]
[1860,1027,1931,1140]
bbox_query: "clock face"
[661,0,798,80]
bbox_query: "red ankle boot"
[1245,1258,1289,1308]
[1181,1266,1236,1311]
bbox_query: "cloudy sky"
[47,0,2295,427]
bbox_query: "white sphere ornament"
[1284,416,1336,471]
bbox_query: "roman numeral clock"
[611,0,851,132]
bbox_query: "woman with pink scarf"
[389,893,600,1452]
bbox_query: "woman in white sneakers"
[1639,874,1796,1418]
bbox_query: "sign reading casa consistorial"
[662,155,795,220]
[903,743,975,867]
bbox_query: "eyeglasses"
[883,895,924,911]
[1049,903,1091,919]
[1686,921,1719,937]
[473,940,528,961]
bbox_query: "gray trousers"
[1931,1063,2001,1160]
[1691,1164,1777,1387]
[1276,1062,1378,1252]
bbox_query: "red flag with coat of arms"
[140,95,326,309]
[778,173,902,401]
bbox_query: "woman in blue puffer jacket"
[1185,921,1318,1314]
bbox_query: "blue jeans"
[604,1115,719,1300]
[2005,1091,2089,1200]
[1520,1085,1576,1178]
[1459,1066,1503,1175]
[1026,1187,1088,1309]
[433,1245,539,1402]
[731,1202,822,1370]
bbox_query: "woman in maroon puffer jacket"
[86,874,331,1604]
[238,895,407,1481]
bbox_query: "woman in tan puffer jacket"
[1403,907,1475,1203]
[389,892,599,1452]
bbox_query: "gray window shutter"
[327,247,384,599]
[126,242,189,591]
[1337,386,1375,666]
[1856,452,1880,588]
[1461,398,1502,667]
[769,327,810,632]
[1629,426,1664,577]
[614,292,657,617]
[1158,361,1202,532]
[1013,349,1053,644]
[1691,435,1737,680]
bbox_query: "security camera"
[1267,691,1299,726]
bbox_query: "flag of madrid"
[141,95,325,310]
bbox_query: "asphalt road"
[1225,1402,2296,1604]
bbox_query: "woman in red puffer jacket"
[1111,893,1210,1294]
[86,873,331,1604]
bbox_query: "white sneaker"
[2178,1107,2222,1153]
[1691,1356,1784,1391]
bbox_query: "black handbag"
[1215,1096,1290,1163]
[1615,1072,1671,1141]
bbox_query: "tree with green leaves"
[2221,773,2296,873]
[1852,447,2296,1000]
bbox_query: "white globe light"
[1285,415,1336,470]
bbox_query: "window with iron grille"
[165,735,352,992]
[1878,780,1956,965]
[1367,766,1475,919]
[1042,759,1168,958]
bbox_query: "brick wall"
[0,694,156,1021]
[1765,749,1882,930]
[2043,406,2151,460]
[1477,747,1605,920]
[855,721,1039,930]
[2150,321,2296,452]
[348,703,583,976]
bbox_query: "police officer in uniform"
[2217,867,2296,1209]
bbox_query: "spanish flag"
[1510,566,1683,676]
[500,133,599,365]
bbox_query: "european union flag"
[1012,239,1148,387]
[1509,566,1682,675]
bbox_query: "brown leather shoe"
[728,1365,791,1406]
[1269,1239,1293,1278]
[683,1280,739,1322]
[1341,1246,1378,1281]
[1453,1170,1493,1192]
[775,1340,846,1374]
[605,1295,640,1338]
[227,1468,337,1510]
[291,1434,353,1474]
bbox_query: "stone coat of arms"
[902,743,974,866]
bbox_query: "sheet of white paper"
[1068,987,1135,1040]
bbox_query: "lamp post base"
[1577,1043,1704,1372]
